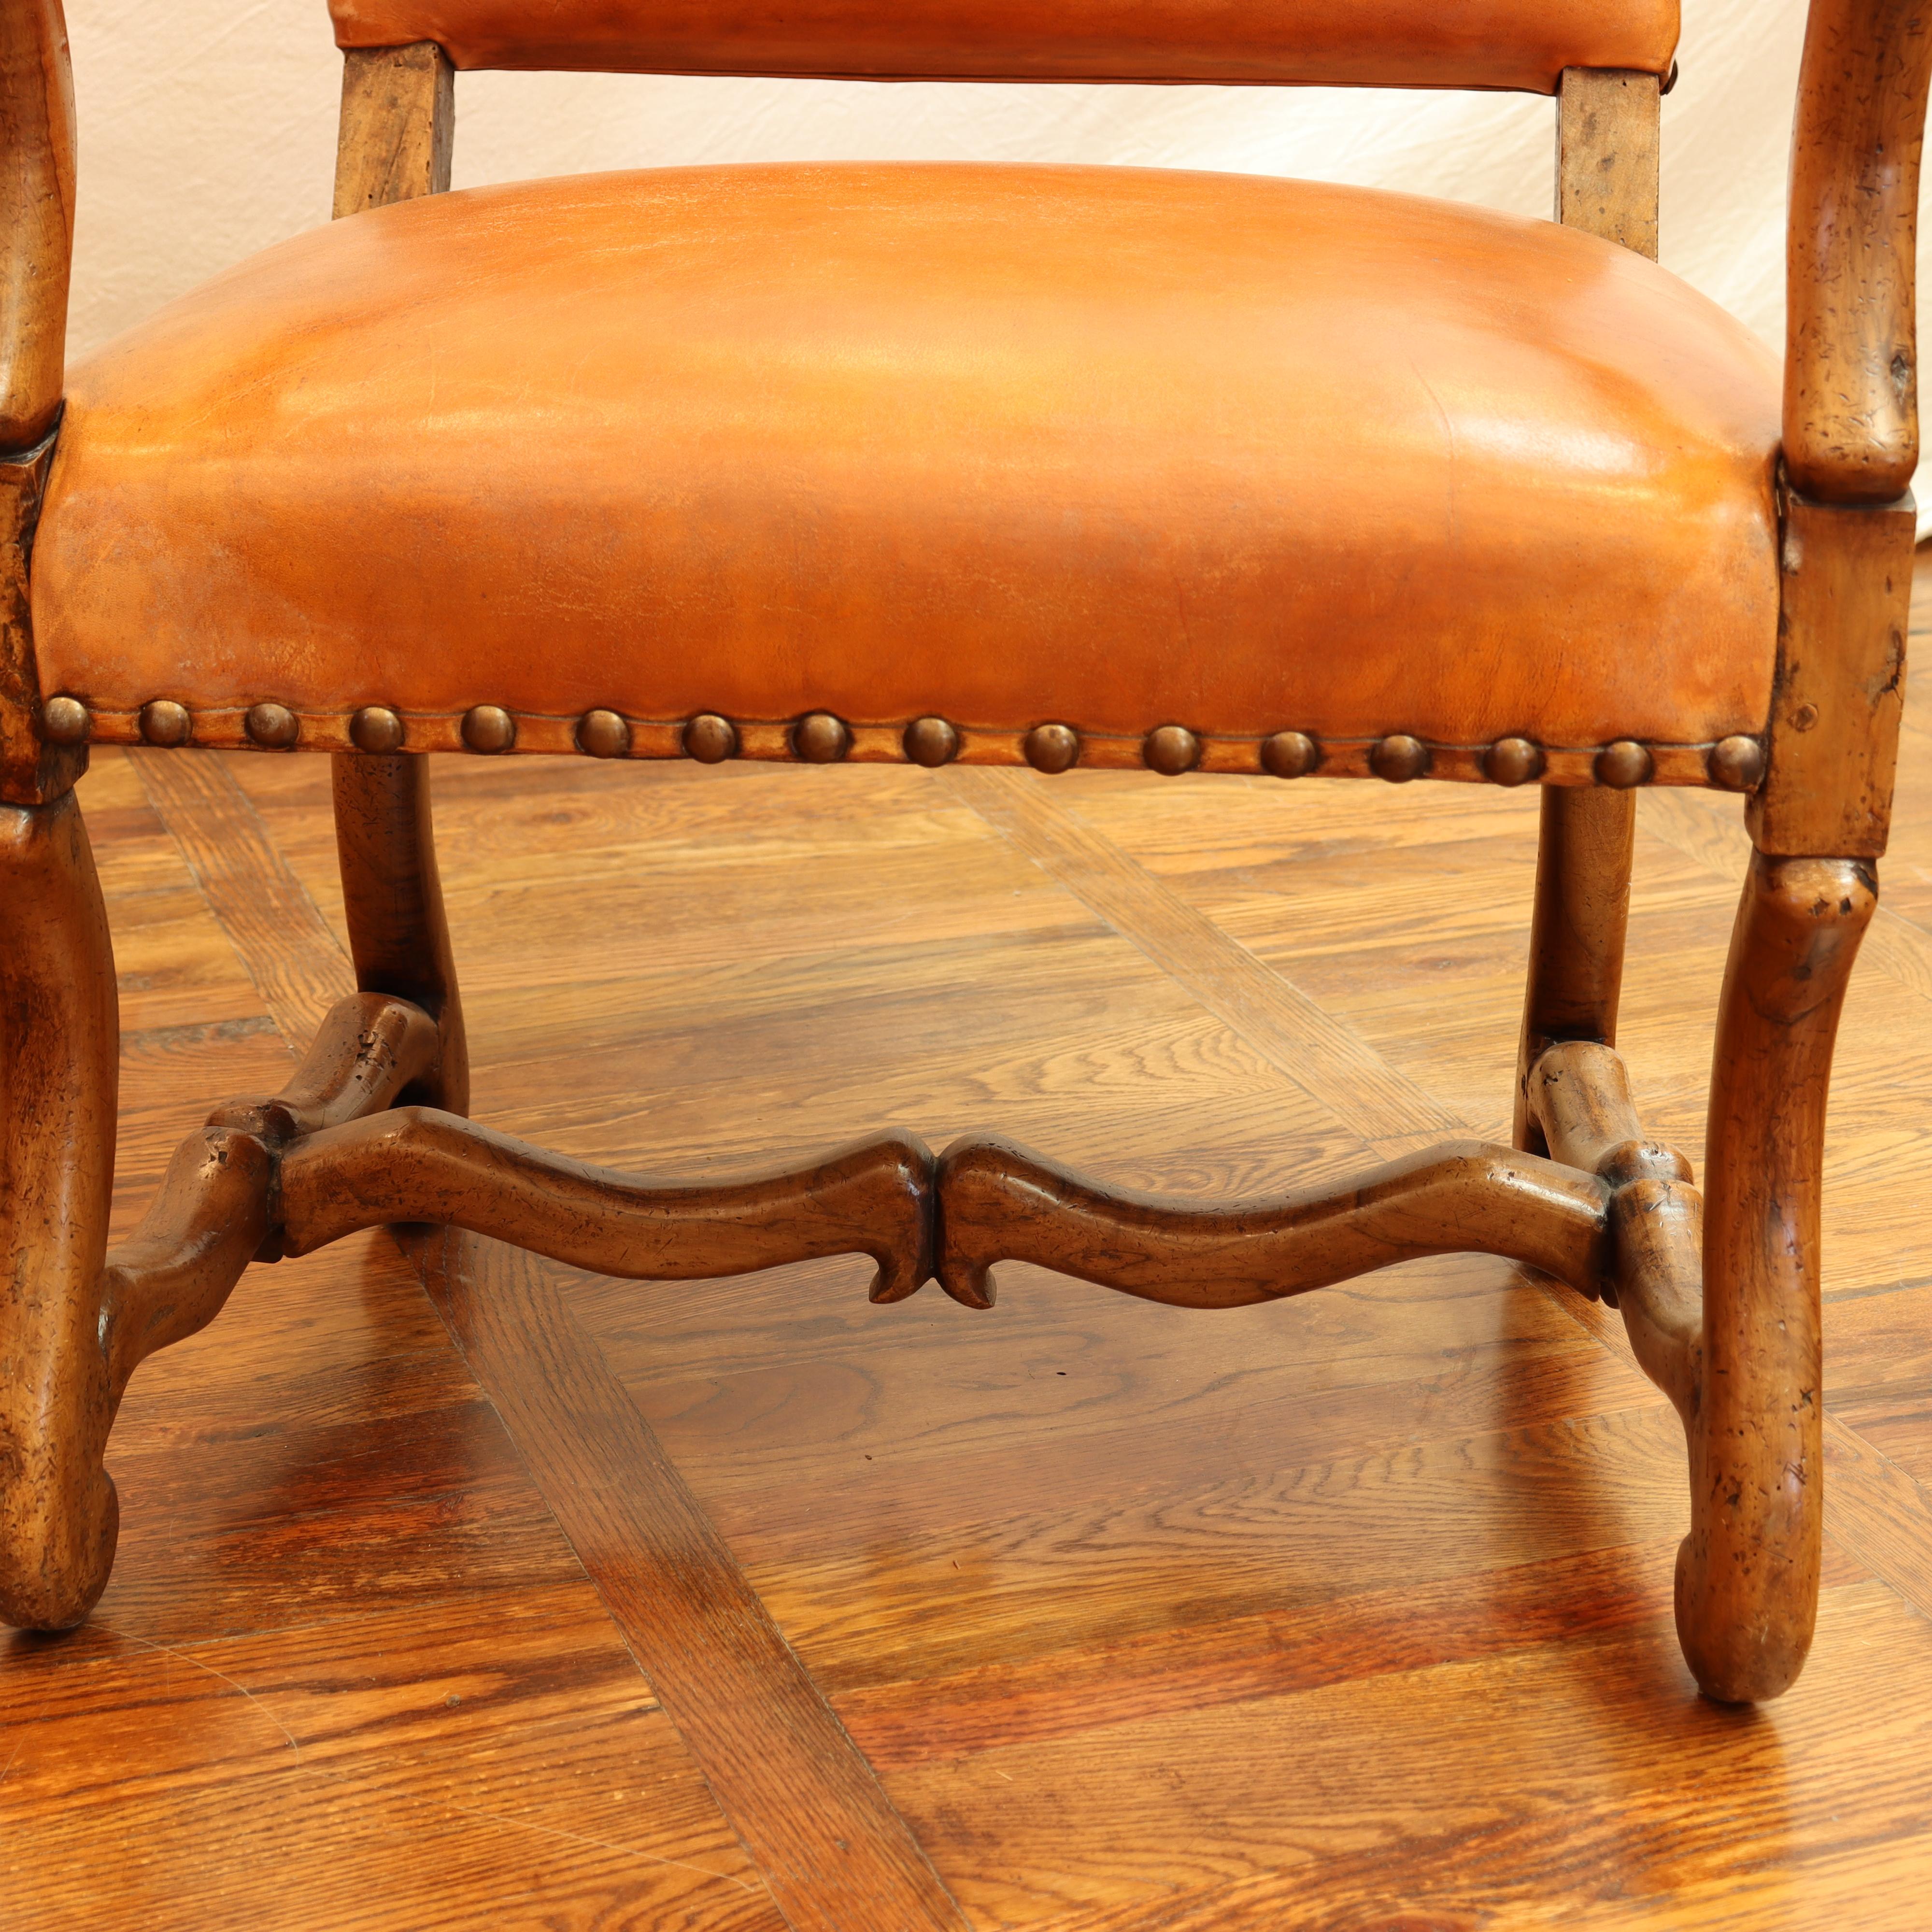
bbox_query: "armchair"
[0,0,1926,1710]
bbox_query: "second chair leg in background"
[332,752,468,1116]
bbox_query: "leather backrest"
[326,0,1680,95]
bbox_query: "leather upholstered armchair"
[0,0,1926,1707]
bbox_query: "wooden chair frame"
[0,0,1926,1706]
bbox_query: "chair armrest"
[0,0,72,454]
[1786,0,1932,502]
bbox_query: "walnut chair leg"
[1515,787,1636,1151]
[332,752,468,1114]
[1676,852,1875,1703]
[0,793,119,1631]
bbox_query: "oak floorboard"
[12,585,1932,1921]
[109,753,974,1931]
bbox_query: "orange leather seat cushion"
[32,163,1779,765]
[326,0,1679,93]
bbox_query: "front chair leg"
[0,792,119,1631]
[1677,851,1875,1702]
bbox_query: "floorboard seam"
[128,748,967,1932]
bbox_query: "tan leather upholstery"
[32,163,1778,768]
[326,0,1679,93]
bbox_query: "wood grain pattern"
[117,750,970,1929]
[400,1226,973,1932]
[935,1132,1607,1309]
[1785,0,1932,501]
[944,766,1457,1141]
[13,637,1932,1923]
[332,754,468,1112]
[1556,66,1661,259]
[0,790,117,1630]
[0,0,73,451]
[1748,493,1913,858]
[332,41,453,220]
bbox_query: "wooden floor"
[8,593,1932,1929]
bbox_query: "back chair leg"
[1515,787,1636,1151]
[331,752,468,1115]
[0,792,119,1631]
[1676,852,1874,1702]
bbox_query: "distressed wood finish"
[1679,854,1876,1702]
[1514,788,1635,1151]
[331,754,468,1112]
[1524,1040,1700,1415]
[332,40,454,218]
[1750,493,1913,858]
[1511,72,1656,1155]
[1556,66,1661,258]
[0,0,73,453]
[934,1135,1608,1311]
[98,994,440,1397]
[0,0,1914,1775]
[1785,0,1932,502]
[0,792,116,1632]
[282,1114,937,1301]
[0,434,81,804]
[0,3,75,803]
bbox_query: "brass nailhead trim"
[139,699,192,748]
[42,695,89,746]
[684,712,738,764]
[1483,737,1544,787]
[462,704,516,753]
[1708,735,1765,792]
[904,716,960,768]
[577,708,630,758]
[350,705,405,754]
[794,711,851,763]
[1024,722,1080,774]
[1144,724,1201,776]
[1260,730,1319,779]
[1595,739,1652,789]
[245,701,300,750]
[1369,734,1428,783]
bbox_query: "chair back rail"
[0,0,73,454]
[1785,0,1932,502]
[326,0,1677,94]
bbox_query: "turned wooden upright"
[0,0,1925,1717]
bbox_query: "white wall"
[62,2,1914,506]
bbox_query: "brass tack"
[462,704,516,754]
[1595,739,1653,789]
[1260,730,1318,779]
[1708,734,1766,792]
[1023,722,1080,774]
[1144,724,1202,777]
[794,711,851,764]
[577,708,630,758]
[139,698,192,748]
[1483,737,1545,787]
[350,705,405,754]
[903,715,960,768]
[245,701,300,750]
[1369,734,1428,783]
[684,712,737,764]
[42,695,89,746]
[1791,702,1819,732]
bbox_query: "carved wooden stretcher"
[1,0,1926,1711]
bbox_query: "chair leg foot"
[1676,852,1874,1703]
[0,794,119,1631]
